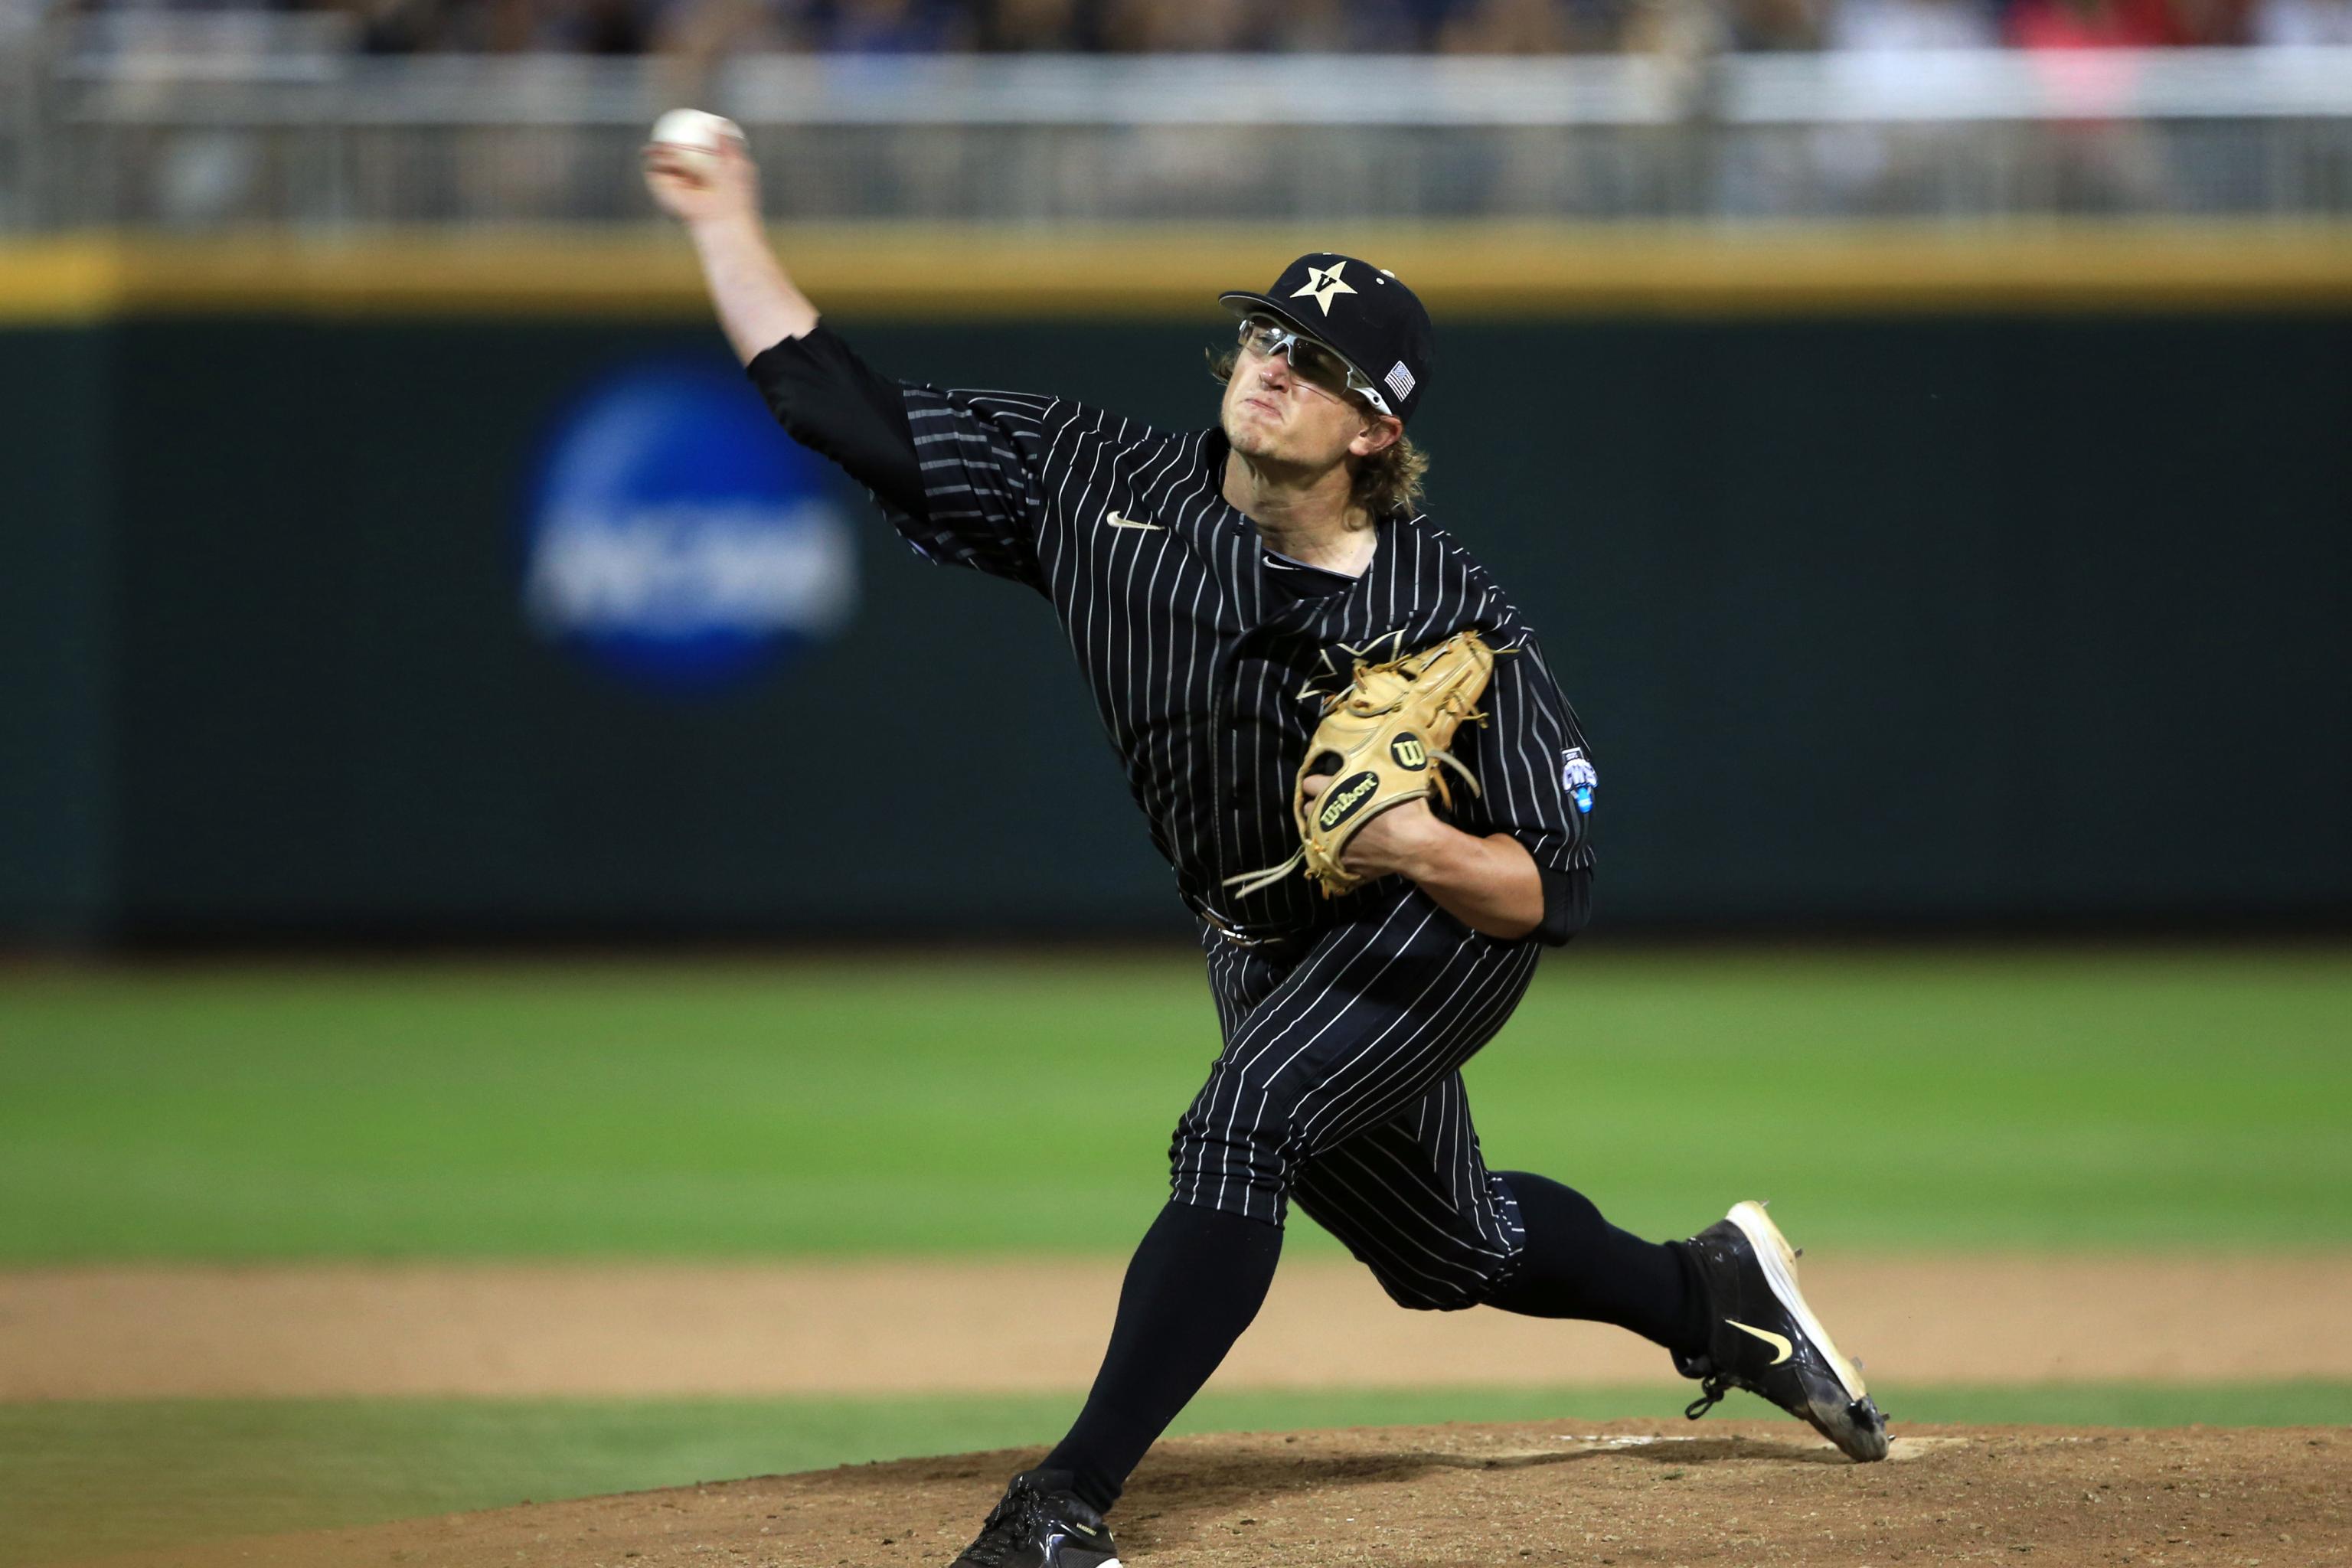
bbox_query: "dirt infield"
[67,1420,2350,1568]
[8,1254,2350,1398]
[16,1258,2350,1565]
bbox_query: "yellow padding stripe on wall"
[6,223,2352,322]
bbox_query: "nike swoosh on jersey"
[1103,511,1164,531]
[1726,1319,1795,1364]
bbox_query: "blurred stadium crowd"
[8,0,2350,55]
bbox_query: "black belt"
[1186,893,1326,951]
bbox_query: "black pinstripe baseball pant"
[1174,887,1540,1311]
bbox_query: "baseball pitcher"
[645,131,1888,1568]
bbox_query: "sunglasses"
[1235,315,1394,418]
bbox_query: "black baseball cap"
[1219,253,1436,424]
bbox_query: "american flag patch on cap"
[1384,361,1417,401]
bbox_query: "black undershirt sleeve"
[1533,863,1592,946]
[743,324,926,518]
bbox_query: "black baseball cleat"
[1674,1200,1890,1462]
[949,1468,1122,1568]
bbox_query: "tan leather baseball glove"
[1225,629,1497,900]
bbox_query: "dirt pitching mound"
[73,1421,2347,1568]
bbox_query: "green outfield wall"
[3,231,2347,940]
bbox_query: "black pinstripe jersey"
[893,383,1597,939]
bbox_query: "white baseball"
[648,108,744,178]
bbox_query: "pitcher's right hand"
[642,136,758,227]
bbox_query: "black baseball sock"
[1044,1199,1283,1515]
[1485,1171,1711,1356]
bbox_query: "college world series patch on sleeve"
[1562,748,1597,815]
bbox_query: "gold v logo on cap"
[1291,262,1357,316]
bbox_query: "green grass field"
[4,946,2348,1260]
[3,946,2347,1564]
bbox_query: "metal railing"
[7,28,2352,227]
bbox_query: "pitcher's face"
[1222,318,1397,473]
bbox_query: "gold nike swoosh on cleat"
[1726,1319,1795,1364]
[1103,511,1164,530]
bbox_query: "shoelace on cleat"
[1684,1374,1733,1422]
[961,1481,1053,1567]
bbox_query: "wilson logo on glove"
[1225,630,1498,900]
[1316,772,1381,831]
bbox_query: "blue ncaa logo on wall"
[521,358,858,692]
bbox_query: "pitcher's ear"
[1353,413,1403,459]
